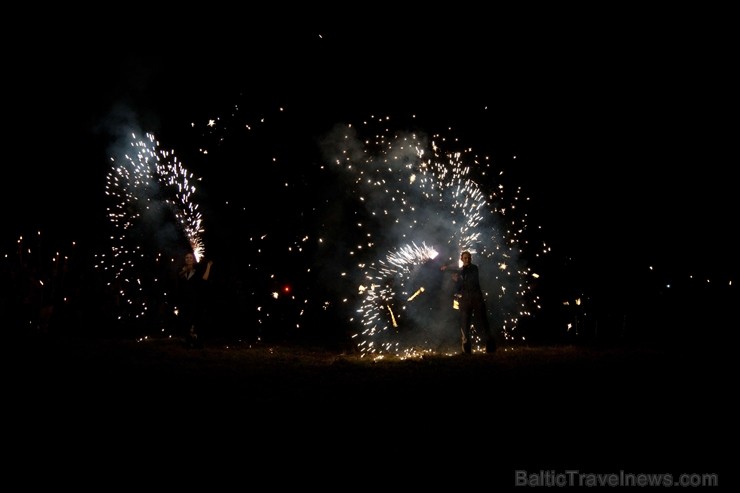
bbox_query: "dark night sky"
[4,13,734,479]
[5,10,737,309]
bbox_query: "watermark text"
[514,470,718,488]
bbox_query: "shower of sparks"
[99,132,205,322]
[324,117,547,358]
[183,106,547,355]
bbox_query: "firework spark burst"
[100,132,205,322]
[321,116,548,358]
[184,105,546,355]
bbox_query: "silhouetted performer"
[176,251,213,348]
[441,250,496,354]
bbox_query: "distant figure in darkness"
[176,251,213,348]
[441,250,496,354]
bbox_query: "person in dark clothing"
[176,251,213,348]
[441,250,496,354]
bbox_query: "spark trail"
[321,116,548,357]
[184,106,547,356]
[99,132,205,323]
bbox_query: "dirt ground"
[7,334,728,487]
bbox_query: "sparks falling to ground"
[318,116,549,357]
[183,105,549,356]
[99,132,205,323]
